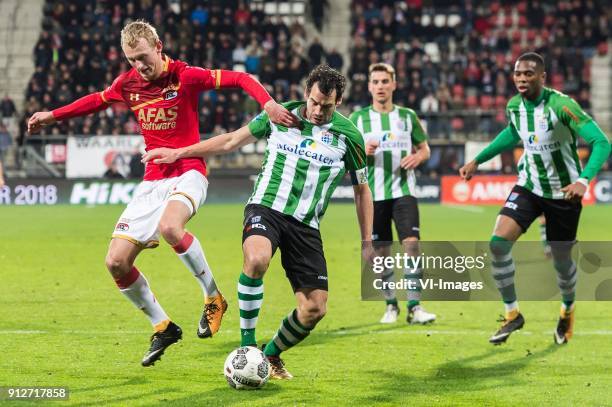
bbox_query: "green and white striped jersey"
[349,105,427,201]
[247,101,367,229]
[508,87,593,199]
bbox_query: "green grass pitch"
[1,203,611,405]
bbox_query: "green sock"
[264,309,312,357]
[238,272,263,347]
[490,236,517,304]
[386,298,398,306]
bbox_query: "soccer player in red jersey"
[27,20,299,367]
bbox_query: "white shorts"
[112,170,208,248]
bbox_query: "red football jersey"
[52,55,271,181]
[101,56,215,180]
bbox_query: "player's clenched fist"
[459,160,479,181]
[141,147,180,164]
[27,111,56,134]
[365,140,379,156]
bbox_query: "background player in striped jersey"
[143,64,374,379]
[350,63,436,325]
[27,20,299,367]
[460,52,611,345]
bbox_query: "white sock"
[174,232,219,298]
[117,268,169,327]
[504,301,519,313]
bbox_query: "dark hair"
[305,64,346,101]
[517,52,545,71]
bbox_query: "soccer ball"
[224,346,270,389]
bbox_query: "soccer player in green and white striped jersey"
[460,52,611,345]
[142,65,374,379]
[350,63,436,325]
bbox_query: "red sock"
[173,232,194,254]
[114,266,141,289]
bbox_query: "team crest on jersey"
[319,130,334,145]
[162,84,180,100]
[396,120,407,131]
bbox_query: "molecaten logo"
[276,142,336,165]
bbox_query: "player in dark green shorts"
[143,65,375,378]
[350,63,436,325]
[460,52,611,345]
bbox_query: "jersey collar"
[522,87,547,107]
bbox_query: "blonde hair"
[121,20,159,49]
[368,63,396,81]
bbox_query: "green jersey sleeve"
[577,121,611,180]
[475,125,520,165]
[408,110,428,144]
[554,94,593,133]
[247,111,272,139]
[343,128,367,172]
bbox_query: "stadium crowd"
[17,0,610,175]
[348,0,609,139]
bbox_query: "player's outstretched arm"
[460,125,520,180]
[141,125,256,164]
[28,92,109,134]
[459,160,479,181]
[27,111,56,134]
[202,69,299,128]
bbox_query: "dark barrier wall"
[1,175,610,205]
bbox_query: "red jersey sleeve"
[52,74,125,121]
[100,75,125,104]
[181,67,272,107]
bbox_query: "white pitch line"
[444,204,485,213]
[3,329,612,336]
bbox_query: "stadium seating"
[19,0,610,174]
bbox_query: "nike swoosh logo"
[490,332,509,340]
[198,325,210,335]
[144,348,163,362]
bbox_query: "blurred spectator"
[1,95,17,131]
[0,124,11,158]
[310,0,329,32]
[104,162,124,179]
[129,150,145,179]
[308,37,325,68]
[326,48,344,71]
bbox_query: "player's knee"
[158,221,183,246]
[489,237,512,256]
[243,252,270,277]
[105,253,130,278]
